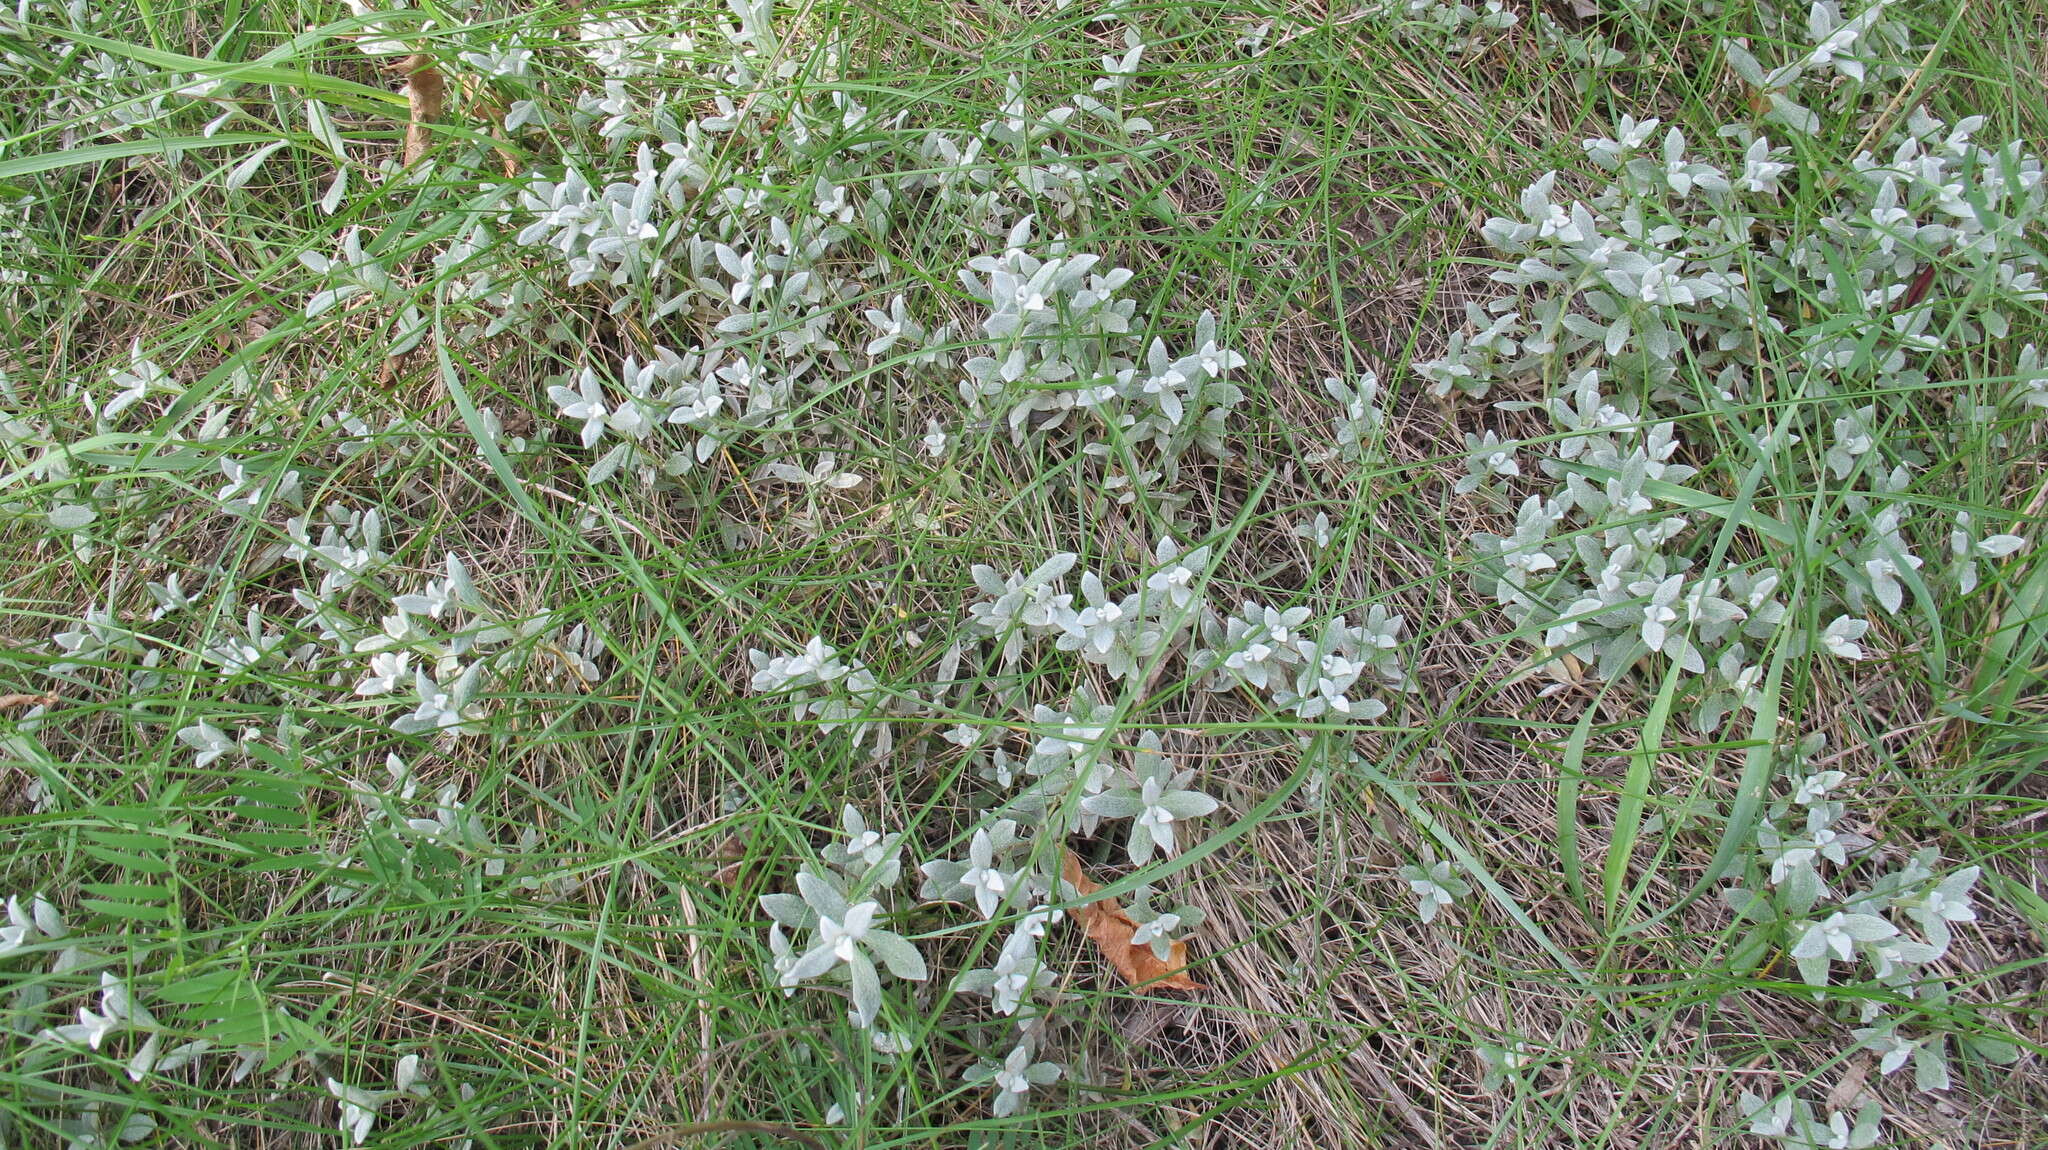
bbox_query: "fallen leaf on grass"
[707,832,749,887]
[1062,849,1202,992]
[394,53,446,167]
[0,694,58,712]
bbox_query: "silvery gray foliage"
[213,455,303,519]
[299,228,430,356]
[321,754,523,908]
[0,892,68,956]
[951,910,1062,1018]
[283,504,390,600]
[0,0,211,152]
[1740,1091,1884,1150]
[919,819,1036,918]
[967,551,1080,666]
[1353,0,1518,56]
[0,191,42,296]
[1398,859,1471,924]
[1446,84,2044,727]
[50,606,143,674]
[468,38,1165,531]
[545,346,737,484]
[1196,601,1312,692]
[1312,374,1388,465]
[1079,730,1219,864]
[1456,431,1519,495]
[1053,569,1169,682]
[963,541,1220,684]
[922,829,1075,1019]
[1281,608,1411,720]
[1947,512,2027,594]
[325,1053,435,1146]
[1716,734,2019,1111]
[750,554,1246,1035]
[963,1028,1063,1117]
[1195,601,1410,722]
[37,970,157,1052]
[957,217,1245,476]
[1292,511,1336,550]
[959,541,1414,724]
[13,0,1350,1130]
[1722,0,1918,137]
[397,3,1193,592]
[250,549,567,741]
[760,806,928,1029]
[747,637,901,755]
[1014,687,1122,834]
[1122,883,1205,961]
[197,603,289,677]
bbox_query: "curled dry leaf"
[1062,849,1202,992]
[393,53,446,167]
[0,694,58,711]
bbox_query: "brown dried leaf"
[1062,849,1202,992]
[396,53,445,167]
[706,833,749,886]
[0,694,58,712]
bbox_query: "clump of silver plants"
[4,0,2036,1139]
[1418,3,2038,1139]
[1434,14,2040,733]
[751,537,1409,1115]
[1719,736,2019,1149]
[1,886,479,1148]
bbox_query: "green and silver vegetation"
[0,0,2042,1144]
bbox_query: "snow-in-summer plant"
[1716,734,2023,1129]
[1740,1090,1884,1150]
[10,6,1286,1125]
[746,533,1412,1115]
[748,637,901,755]
[0,893,68,955]
[1079,730,1220,864]
[964,1028,1064,1117]
[334,553,556,740]
[9,0,2038,1138]
[759,807,929,1028]
[1311,372,1387,465]
[324,753,527,904]
[1196,600,1410,721]
[1441,89,2043,729]
[327,1054,434,1146]
[1403,9,2043,1133]
[1354,0,1519,57]
[956,218,1248,485]
[1398,858,1472,924]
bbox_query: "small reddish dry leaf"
[1062,849,1202,992]
[395,54,446,167]
[0,694,57,712]
[706,833,750,887]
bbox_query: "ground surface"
[1,0,2045,1147]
